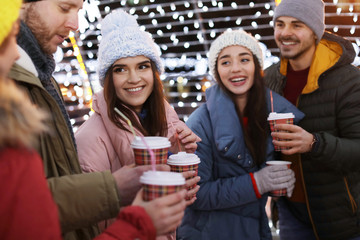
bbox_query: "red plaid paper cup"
[167,152,201,200]
[131,136,171,165]
[267,112,295,151]
[266,160,292,197]
[140,171,185,201]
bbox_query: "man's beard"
[23,4,55,55]
[282,49,306,60]
[278,37,315,61]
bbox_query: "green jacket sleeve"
[47,171,120,233]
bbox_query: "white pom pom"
[101,9,139,37]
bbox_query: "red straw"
[270,90,274,113]
[140,136,156,171]
[170,122,182,152]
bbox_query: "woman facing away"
[0,1,59,237]
[177,30,304,240]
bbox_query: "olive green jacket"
[8,48,120,240]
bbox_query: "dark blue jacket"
[177,84,304,240]
[265,32,360,240]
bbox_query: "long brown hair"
[215,55,268,167]
[103,60,168,136]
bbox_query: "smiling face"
[274,16,317,67]
[217,45,255,104]
[112,55,154,113]
[22,0,83,55]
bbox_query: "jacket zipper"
[295,94,320,240]
[344,177,357,214]
[298,156,320,240]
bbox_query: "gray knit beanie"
[273,0,325,44]
[208,30,263,79]
[98,10,163,86]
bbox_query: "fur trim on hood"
[0,79,48,149]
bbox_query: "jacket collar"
[279,32,354,94]
[8,48,45,90]
[8,45,44,90]
[15,45,38,77]
[205,85,304,145]
[205,84,245,152]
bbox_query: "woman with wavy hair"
[75,10,200,232]
[178,30,303,240]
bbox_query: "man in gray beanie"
[264,0,360,240]
[273,0,325,45]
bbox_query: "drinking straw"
[270,90,274,113]
[170,122,182,152]
[114,107,156,171]
[114,107,137,138]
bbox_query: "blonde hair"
[0,79,48,149]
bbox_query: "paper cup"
[140,171,185,201]
[267,112,295,151]
[167,152,201,200]
[131,136,171,166]
[266,160,292,197]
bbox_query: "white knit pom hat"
[98,10,163,86]
[208,30,263,79]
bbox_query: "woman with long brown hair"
[75,10,200,232]
[177,30,303,240]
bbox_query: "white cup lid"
[131,136,171,149]
[266,160,292,165]
[140,171,185,186]
[167,151,201,165]
[267,112,295,121]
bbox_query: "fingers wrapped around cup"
[140,171,186,201]
[268,112,295,151]
[167,152,201,200]
[266,161,293,197]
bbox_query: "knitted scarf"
[17,21,77,149]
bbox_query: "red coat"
[0,147,156,240]
[95,206,156,240]
[0,147,62,240]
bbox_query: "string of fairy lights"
[60,0,360,79]
[53,0,360,128]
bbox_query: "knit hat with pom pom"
[98,10,163,86]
